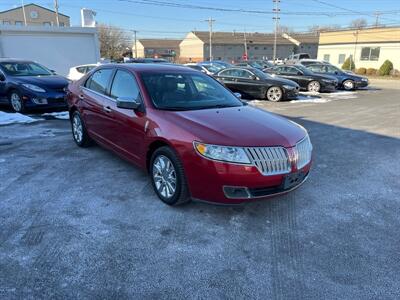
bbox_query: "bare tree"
[276,25,294,34]
[350,18,368,29]
[97,24,132,60]
[308,24,341,33]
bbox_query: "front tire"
[343,79,355,90]
[71,111,92,147]
[9,90,25,113]
[150,146,190,206]
[307,81,321,93]
[266,86,283,102]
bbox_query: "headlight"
[21,84,46,93]
[282,84,295,90]
[361,78,368,82]
[194,142,251,164]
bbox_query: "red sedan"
[67,64,312,205]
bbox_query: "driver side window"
[110,70,140,100]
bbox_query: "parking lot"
[0,79,399,299]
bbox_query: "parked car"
[235,60,270,70]
[264,65,338,92]
[67,64,98,81]
[0,59,69,113]
[184,63,221,75]
[214,67,300,101]
[199,60,232,69]
[306,63,368,90]
[67,64,312,205]
[127,58,170,64]
[285,53,311,64]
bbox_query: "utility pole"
[21,0,27,26]
[244,30,248,60]
[205,17,215,61]
[374,11,381,27]
[352,29,359,71]
[272,0,280,62]
[133,30,138,58]
[54,0,60,26]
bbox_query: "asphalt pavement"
[0,80,399,299]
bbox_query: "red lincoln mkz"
[67,64,312,205]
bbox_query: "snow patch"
[41,111,70,120]
[0,112,39,125]
[291,91,358,103]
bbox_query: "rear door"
[101,69,146,162]
[80,68,114,141]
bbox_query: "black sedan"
[0,59,69,113]
[215,67,300,102]
[306,63,368,90]
[235,60,273,70]
[264,64,338,92]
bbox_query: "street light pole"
[54,0,60,27]
[133,30,138,58]
[205,17,215,61]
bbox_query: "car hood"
[12,75,69,89]
[163,105,307,148]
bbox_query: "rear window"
[299,54,311,59]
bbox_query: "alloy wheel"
[10,93,22,112]
[72,114,83,143]
[308,81,320,93]
[267,87,282,102]
[343,80,354,90]
[152,155,177,199]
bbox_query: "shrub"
[366,68,377,75]
[342,57,355,70]
[355,67,366,75]
[389,69,400,77]
[378,60,394,76]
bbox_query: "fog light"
[223,186,251,199]
[32,98,48,105]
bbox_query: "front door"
[101,69,146,162]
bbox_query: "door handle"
[103,106,112,113]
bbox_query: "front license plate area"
[284,171,305,190]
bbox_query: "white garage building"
[0,25,100,76]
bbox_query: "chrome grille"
[245,147,291,175]
[295,136,313,169]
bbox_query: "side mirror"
[50,70,57,75]
[334,71,339,75]
[116,97,141,110]
[234,92,242,99]
[297,71,303,75]
[250,75,257,80]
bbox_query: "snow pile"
[0,111,38,125]
[41,111,70,120]
[291,91,358,103]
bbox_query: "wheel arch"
[146,139,174,172]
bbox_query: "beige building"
[0,3,70,27]
[179,31,319,63]
[133,39,181,62]
[317,27,400,70]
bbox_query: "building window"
[15,21,23,26]
[3,21,11,25]
[360,47,380,61]
[338,54,346,64]
[59,22,65,27]
[254,46,259,50]
[323,54,330,62]
[43,22,52,26]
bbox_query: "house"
[317,27,400,70]
[179,31,319,63]
[133,39,181,62]
[0,3,70,27]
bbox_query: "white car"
[67,64,98,81]
[184,63,221,75]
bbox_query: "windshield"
[0,62,52,76]
[249,61,263,68]
[295,65,313,75]
[202,64,221,73]
[141,72,243,111]
[252,68,273,79]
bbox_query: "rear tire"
[71,111,92,147]
[9,90,26,113]
[266,86,283,102]
[150,146,190,206]
[307,81,321,93]
[343,79,355,90]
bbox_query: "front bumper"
[22,90,67,109]
[355,80,369,88]
[183,150,312,204]
[320,82,337,92]
[283,87,300,99]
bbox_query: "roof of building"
[0,3,69,18]
[138,39,182,48]
[190,31,319,45]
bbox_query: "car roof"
[97,63,196,73]
[0,58,35,63]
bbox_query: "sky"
[1,0,399,39]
